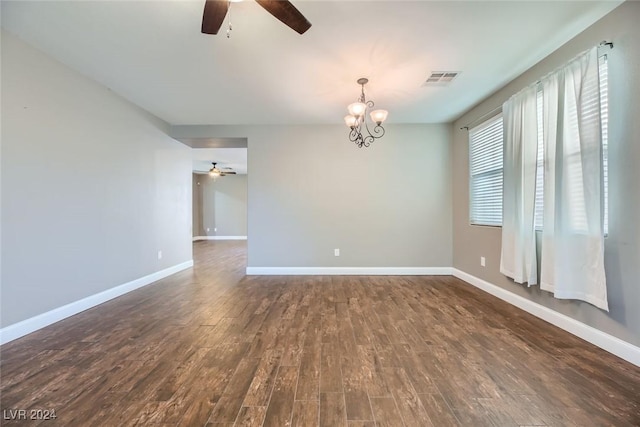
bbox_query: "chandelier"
[344,78,389,148]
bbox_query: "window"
[470,53,608,231]
[469,114,504,226]
[533,55,609,233]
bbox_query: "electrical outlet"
[206,228,210,232]
[158,250,163,260]
[334,248,340,257]
[480,256,486,267]
[214,227,217,232]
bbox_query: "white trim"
[452,268,640,367]
[193,236,247,241]
[246,267,452,276]
[0,260,194,345]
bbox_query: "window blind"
[534,90,544,229]
[599,54,609,235]
[469,114,504,226]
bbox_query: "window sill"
[469,223,502,229]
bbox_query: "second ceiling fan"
[209,162,237,177]
[201,0,312,36]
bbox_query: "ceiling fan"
[201,0,312,35]
[209,162,237,177]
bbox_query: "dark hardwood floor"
[1,241,639,426]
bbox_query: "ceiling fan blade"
[224,171,237,174]
[254,0,311,35]
[202,0,229,35]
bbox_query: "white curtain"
[500,86,539,285]
[540,47,608,311]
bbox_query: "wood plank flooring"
[1,241,639,426]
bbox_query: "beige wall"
[1,32,193,327]
[173,124,453,269]
[452,1,640,346]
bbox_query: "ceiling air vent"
[423,71,460,86]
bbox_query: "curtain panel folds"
[500,46,608,310]
[539,47,608,311]
[500,86,539,285]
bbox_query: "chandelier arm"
[371,124,385,138]
[363,119,384,140]
[349,128,366,148]
[362,135,373,147]
[349,126,371,148]
[348,128,360,143]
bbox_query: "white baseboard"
[193,236,247,241]
[0,260,194,346]
[246,266,452,276]
[452,268,640,367]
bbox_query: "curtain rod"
[460,105,502,131]
[460,40,613,132]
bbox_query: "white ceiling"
[1,1,623,126]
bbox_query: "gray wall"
[173,124,452,268]
[194,173,248,237]
[1,31,193,327]
[192,174,204,237]
[452,1,639,346]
